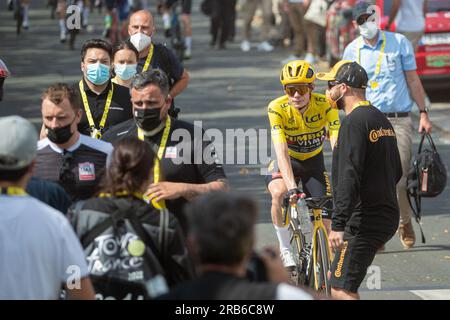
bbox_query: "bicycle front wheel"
[313,228,332,295]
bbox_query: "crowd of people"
[0,0,436,301]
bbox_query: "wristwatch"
[419,106,429,114]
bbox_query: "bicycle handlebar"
[303,195,334,210]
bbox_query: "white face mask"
[359,21,379,40]
[130,33,152,52]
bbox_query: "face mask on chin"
[359,21,379,40]
[130,33,152,52]
[326,88,345,111]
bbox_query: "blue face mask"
[86,63,110,85]
[114,63,137,81]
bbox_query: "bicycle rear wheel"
[312,228,331,295]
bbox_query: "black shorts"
[330,227,394,293]
[265,152,332,219]
[165,0,192,14]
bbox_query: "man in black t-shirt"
[128,10,190,118]
[75,39,133,139]
[34,83,113,203]
[317,61,402,300]
[103,69,225,231]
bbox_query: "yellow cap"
[316,60,354,81]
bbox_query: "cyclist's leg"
[300,152,332,235]
[180,0,192,57]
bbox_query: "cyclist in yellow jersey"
[266,60,340,268]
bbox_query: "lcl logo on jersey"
[304,114,323,123]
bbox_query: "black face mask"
[134,107,162,132]
[46,122,74,144]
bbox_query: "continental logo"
[334,241,349,278]
[369,127,396,143]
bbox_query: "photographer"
[158,192,313,300]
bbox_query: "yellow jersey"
[268,92,340,161]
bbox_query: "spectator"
[343,1,432,249]
[304,0,328,64]
[26,176,71,214]
[70,137,194,299]
[112,41,139,88]
[158,192,314,300]
[209,0,236,49]
[34,83,113,203]
[0,58,10,102]
[128,9,190,118]
[282,0,308,63]
[386,0,428,51]
[0,116,95,299]
[240,0,275,52]
[102,69,228,233]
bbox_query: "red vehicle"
[326,0,450,90]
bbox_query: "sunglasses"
[59,151,76,185]
[328,80,341,89]
[284,84,312,97]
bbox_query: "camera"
[246,252,268,282]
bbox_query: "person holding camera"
[34,83,113,204]
[158,192,313,300]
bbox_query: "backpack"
[406,132,447,243]
[77,199,171,300]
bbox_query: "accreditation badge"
[78,162,96,181]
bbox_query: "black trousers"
[210,0,236,46]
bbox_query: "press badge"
[78,162,96,181]
[165,146,177,159]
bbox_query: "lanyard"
[138,116,172,209]
[79,80,114,139]
[352,100,371,110]
[99,191,145,200]
[142,44,154,72]
[356,32,386,89]
[0,187,27,196]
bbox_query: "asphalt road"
[1,0,450,300]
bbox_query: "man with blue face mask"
[76,39,133,140]
[342,1,433,250]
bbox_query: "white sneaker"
[257,41,274,52]
[304,53,316,64]
[280,249,296,268]
[60,30,67,43]
[281,54,300,65]
[184,48,192,60]
[241,40,251,52]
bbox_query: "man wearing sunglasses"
[266,60,340,270]
[342,1,432,249]
[317,60,402,299]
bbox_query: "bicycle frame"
[310,207,332,291]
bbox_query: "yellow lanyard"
[137,116,172,209]
[142,44,154,72]
[356,32,386,89]
[99,191,145,200]
[352,100,371,110]
[0,187,27,196]
[79,80,114,139]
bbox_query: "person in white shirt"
[0,116,95,300]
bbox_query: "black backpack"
[406,133,447,243]
[77,199,171,300]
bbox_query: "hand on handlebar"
[286,188,306,206]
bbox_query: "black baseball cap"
[353,1,376,21]
[316,60,368,89]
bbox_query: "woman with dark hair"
[69,136,194,299]
[111,41,139,88]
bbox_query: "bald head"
[128,10,155,38]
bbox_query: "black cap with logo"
[317,60,369,89]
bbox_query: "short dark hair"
[131,69,170,97]
[81,39,113,62]
[41,83,81,111]
[184,193,258,266]
[113,40,139,61]
[99,137,156,195]
[0,165,31,182]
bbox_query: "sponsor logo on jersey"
[369,128,396,143]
